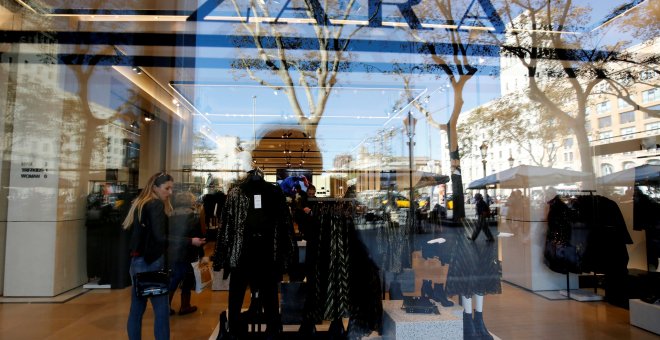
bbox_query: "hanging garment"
[445,219,502,297]
[544,195,585,274]
[572,195,632,274]
[304,199,382,337]
[212,176,295,276]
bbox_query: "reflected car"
[445,194,455,210]
[417,196,430,209]
[382,194,410,208]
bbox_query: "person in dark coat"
[168,191,206,316]
[200,190,226,241]
[470,193,494,241]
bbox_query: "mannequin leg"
[461,296,472,314]
[227,270,249,336]
[474,294,483,312]
[473,294,493,339]
[462,296,477,339]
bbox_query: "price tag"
[254,195,262,209]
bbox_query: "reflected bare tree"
[489,0,660,177]
[396,0,500,219]
[458,95,567,167]
[228,0,367,137]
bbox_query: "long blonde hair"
[121,172,174,229]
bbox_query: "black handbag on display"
[401,296,440,314]
[543,239,582,274]
[134,270,170,297]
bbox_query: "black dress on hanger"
[573,195,632,307]
[303,198,383,338]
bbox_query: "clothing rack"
[556,189,598,300]
[557,189,597,196]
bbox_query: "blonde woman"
[122,172,174,340]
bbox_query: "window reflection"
[0,0,659,337]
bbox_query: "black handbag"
[401,296,439,314]
[543,240,582,274]
[132,209,170,297]
[134,270,170,297]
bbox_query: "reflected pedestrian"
[470,193,494,242]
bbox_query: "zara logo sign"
[189,0,505,33]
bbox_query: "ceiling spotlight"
[131,66,142,74]
[130,121,139,129]
[172,98,179,106]
[144,113,155,122]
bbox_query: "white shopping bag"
[212,269,230,291]
[191,260,213,293]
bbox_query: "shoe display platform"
[382,300,463,340]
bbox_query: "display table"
[630,299,660,335]
[382,300,463,340]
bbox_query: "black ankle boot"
[389,281,404,300]
[298,320,317,336]
[421,279,433,299]
[328,318,346,339]
[216,311,236,340]
[473,311,493,340]
[463,312,478,340]
[432,283,454,307]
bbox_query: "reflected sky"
[6,0,656,172]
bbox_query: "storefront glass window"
[0,0,659,338]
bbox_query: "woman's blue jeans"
[127,256,170,340]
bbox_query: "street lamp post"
[479,142,489,197]
[508,150,515,168]
[403,111,417,233]
[479,141,488,177]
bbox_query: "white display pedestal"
[558,289,603,301]
[630,299,660,335]
[83,279,111,289]
[500,217,578,292]
[382,300,463,340]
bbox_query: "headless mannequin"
[224,170,282,337]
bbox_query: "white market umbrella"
[467,165,592,189]
[597,164,660,186]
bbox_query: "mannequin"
[444,218,501,340]
[213,168,295,339]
